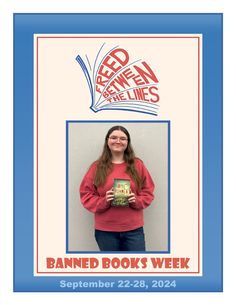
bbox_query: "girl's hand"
[106,189,114,202]
[128,192,136,204]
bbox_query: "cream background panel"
[34,35,201,274]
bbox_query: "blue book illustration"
[76,44,160,116]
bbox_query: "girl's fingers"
[106,190,114,202]
[128,194,136,203]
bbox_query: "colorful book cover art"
[112,179,131,207]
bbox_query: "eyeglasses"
[108,136,128,142]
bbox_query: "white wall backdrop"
[67,121,169,252]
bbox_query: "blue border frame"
[14,13,223,292]
[66,120,171,254]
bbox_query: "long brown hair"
[94,126,143,190]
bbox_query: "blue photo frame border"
[14,13,223,292]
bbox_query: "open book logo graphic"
[76,44,160,116]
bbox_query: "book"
[75,43,160,116]
[111,179,131,207]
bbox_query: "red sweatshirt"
[79,158,155,232]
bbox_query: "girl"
[79,125,155,251]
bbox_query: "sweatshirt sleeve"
[79,163,110,213]
[130,159,155,210]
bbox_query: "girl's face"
[107,130,128,154]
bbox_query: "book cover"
[112,179,131,207]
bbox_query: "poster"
[14,13,223,292]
